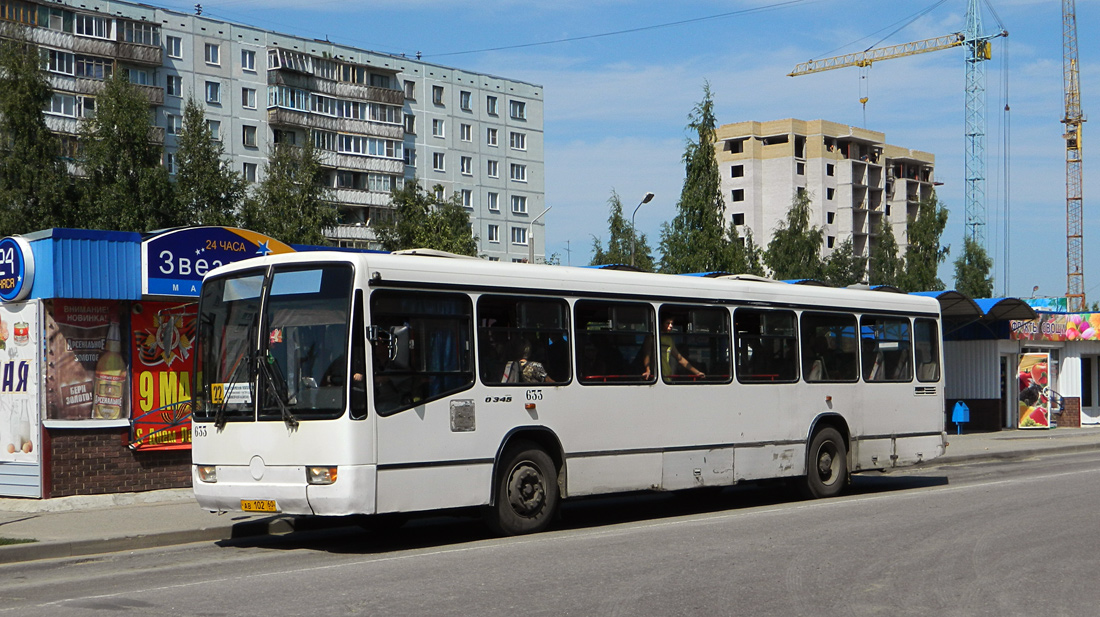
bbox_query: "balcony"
[267,108,403,140]
[268,71,404,106]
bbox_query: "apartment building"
[0,0,545,262]
[715,119,935,269]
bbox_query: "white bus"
[192,252,946,535]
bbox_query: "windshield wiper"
[258,350,299,429]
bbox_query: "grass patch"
[0,537,36,546]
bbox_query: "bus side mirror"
[389,325,410,369]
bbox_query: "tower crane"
[788,0,1007,253]
[1062,0,1086,311]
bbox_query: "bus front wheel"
[485,441,559,536]
[801,427,848,499]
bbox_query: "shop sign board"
[1011,312,1100,342]
[130,301,195,450]
[0,300,44,497]
[142,227,294,297]
[0,236,35,303]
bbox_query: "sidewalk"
[3,426,1100,564]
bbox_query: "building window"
[403,80,415,99]
[43,49,74,75]
[273,129,296,145]
[797,186,806,197]
[166,75,182,97]
[207,120,221,140]
[510,164,527,182]
[242,87,256,109]
[432,85,444,105]
[511,226,528,245]
[123,22,159,46]
[165,113,181,135]
[205,81,221,104]
[432,152,445,171]
[509,131,526,151]
[509,100,526,120]
[827,236,835,249]
[47,93,76,117]
[731,189,745,202]
[486,95,498,115]
[461,189,472,208]
[243,125,257,147]
[165,152,176,175]
[404,114,415,134]
[487,127,498,146]
[404,147,416,167]
[460,123,472,142]
[460,90,471,111]
[488,224,500,243]
[241,49,256,72]
[796,162,805,175]
[826,212,835,224]
[432,118,445,137]
[827,188,835,200]
[434,186,445,200]
[732,213,745,226]
[487,160,499,178]
[731,164,744,178]
[75,55,112,80]
[511,195,527,214]
[827,164,835,177]
[460,156,473,176]
[487,192,499,211]
[204,43,220,66]
[243,162,257,182]
[127,68,152,86]
[166,36,182,59]
[75,14,111,39]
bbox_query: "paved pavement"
[3,426,1100,564]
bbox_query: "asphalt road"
[2,452,1099,617]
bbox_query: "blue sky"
[160,0,1097,299]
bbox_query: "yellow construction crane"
[788,33,967,77]
[1062,0,1086,311]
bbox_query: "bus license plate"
[241,499,278,512]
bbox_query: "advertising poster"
[130,302,196,450]
[142,227,294,297]
[44,299,129,422]
[0,301,41,464]
[1018,353,1052,429]
[1011,313,1100,342]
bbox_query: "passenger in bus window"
[516,340,554,383]
[642,317,704,380]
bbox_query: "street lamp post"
[630,192,655,267]
[528,205,553,264]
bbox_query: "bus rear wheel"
[485,441,559,536]
[801,427,848,499]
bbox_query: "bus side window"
[859,316,913,382]
[350,290,367,419]
[657,305,732,384]
[477,295,571,386]
[914,318,941,382]
[575,300,654,384]
[734,308,798,383]
[800,312,858,382]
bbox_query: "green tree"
[764,190,825,280]
[900,193,950,292]
[738,228,767,277]
[373,180,478,256]
[0,26,73,235]
[954,236,994,297]
[78,71,176,231]
[174,97,246,227]
[822,237,866,287]
[658,83,732,274]
[590,190,654,271]
[241,137,338,246]
[869,218,902,287]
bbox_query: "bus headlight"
[196,465,217,483]
[307,466,338,485]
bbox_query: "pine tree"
[78,71,176,231]
[590,190,654,271]
[764,190,825,280]
[900,193,950,292]
[869,217,902,287]
[954,236,994,297]
[0,26,74,235]
[174,97,246,227]
[242,136,338,246]
[658,83,732,274]
[373,180,478,256]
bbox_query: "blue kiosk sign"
[141,227,295,297]
[0,236,35,303]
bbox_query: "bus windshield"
[194,264,354,422]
